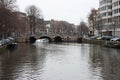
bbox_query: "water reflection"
[0,43,120,80]
[89,45,120,80]
[0,43,47,80]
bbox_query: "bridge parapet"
[15,34,82,43]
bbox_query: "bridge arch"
[77,37,83,43]
[40,36,52,43]
[29,36,37,43]
[54,36,62,42]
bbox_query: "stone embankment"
[0,45,7,53]
[82,38,120,46]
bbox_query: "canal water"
[0,43,120,80]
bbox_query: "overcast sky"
[17,0,99,25]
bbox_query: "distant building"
[35,19,46,35]
[13,11,30,37]
[99,0,120,36]
[35,19,52,35]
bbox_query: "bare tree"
[88,8,98,36]
[0,0,17,10]
[26,5,42,18]
[77,21,89,37]
[95,13,103,36]
[26,5,43,34]
[0,7,18,38]
[50,20,75,36]
[0,0,18,38]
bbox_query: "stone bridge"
[15,34,83,43]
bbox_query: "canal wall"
[0,46,7,54]
[82,39,105,45]
[15,37,28,43]
[1,38,120,53]
[82,38,120,46]
[15,36,120,45]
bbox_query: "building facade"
[99,0,120,36]
[13,12,30,37]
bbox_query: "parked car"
[7,37,14,41]
[0,39,6,46]
[4,39,11,44]
[0,40,2,47]
[97,36,113,41]
[111,37,120,42]
[90,35,100,40]
[1,39,6,45]
[96,36,102,40]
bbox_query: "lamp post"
[112,21,115,37]
[2,24,5,38]
[96,17,102,36]
[99,15,103,37]
[93,15,96,36]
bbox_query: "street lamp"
[2,24,5,38]
[46,24,50,35]
[93,15,96,36]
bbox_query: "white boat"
[34,39,49,48]
[35,39,49,43]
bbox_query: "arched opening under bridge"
[77,37,83,43]
[54,36,62,42]
[29,36,36,43]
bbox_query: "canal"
[0,43,120,80]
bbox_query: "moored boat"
[104,43,120,49]
[36,39,49,43]
[7,43,18,49]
